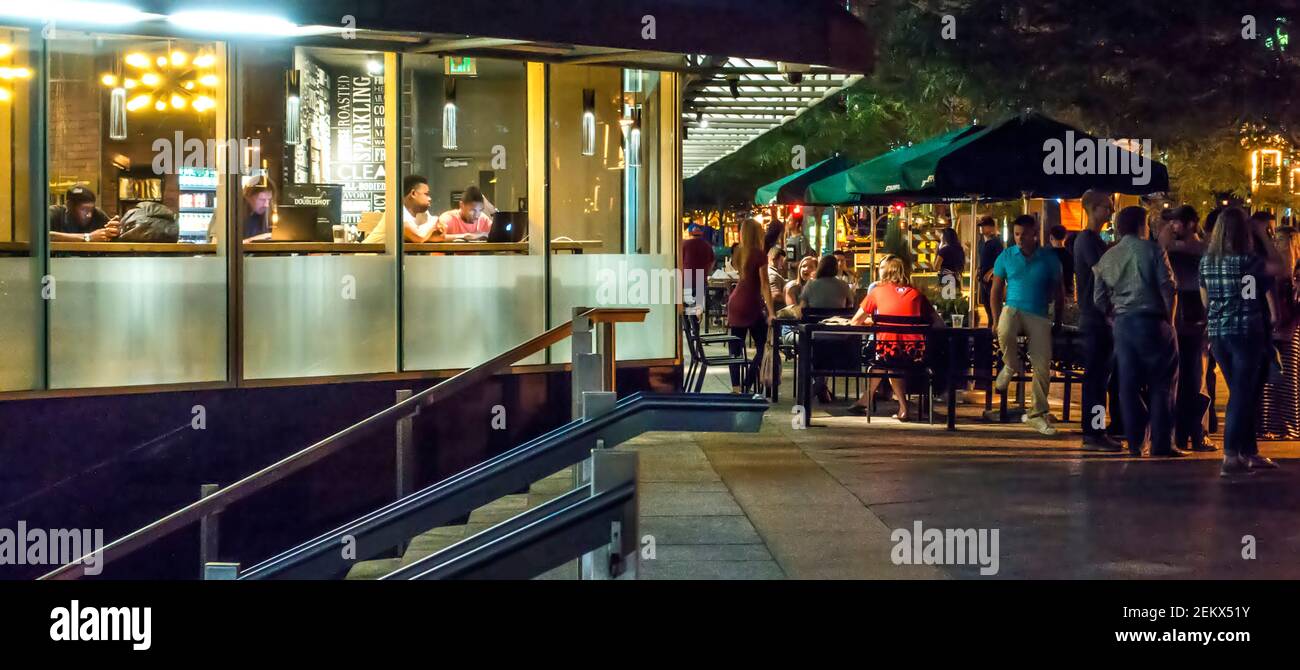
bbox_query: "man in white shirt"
[437,185,493,239]
[364,174,440,244]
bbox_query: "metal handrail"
[38,307,648,580]
[399,482,636,580]
[237,392,764,580]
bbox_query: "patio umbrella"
[754,155,853,205]
[802,126,979,205]
[899,112,1170,199]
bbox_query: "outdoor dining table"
[791,321,995,431]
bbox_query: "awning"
[122,0,873,72]
[754,155,851,205]
[683,57,863,177]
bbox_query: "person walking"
[977,216,1003,328]
[1074,190,1125,451]
[1199,207,1280,475]
[991,215,1065,436]
[726,216,777,394]
[1158,205,1216,452]
[1093,207,1182,457]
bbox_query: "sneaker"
[1151,448,1189,458]
[1025,415,1058,436]
[995,365,1014,392]
[1220,455,1253,477]
[846,404,868,417]
[1189,438,1219,452]
[1245,455,1279,470]
[1081,434,1124,452]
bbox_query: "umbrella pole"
[969,197,979,324]
[870,206,877,281]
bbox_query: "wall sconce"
[442,77,458,150]
[0,43,32,103]
[285,69,301,146]
[581,88,596,156]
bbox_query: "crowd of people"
[687,191,1300,478]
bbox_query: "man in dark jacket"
[48,186,119,242]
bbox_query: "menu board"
[329,72,387,225]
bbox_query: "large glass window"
[0,26,38,391]
[238,45,398,380]
[547,65,677,363]
[45,32,227,389]
[398,55,543,371]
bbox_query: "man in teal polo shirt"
[991,215,1066,436]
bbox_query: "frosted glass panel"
[403,254,544,370]
[49,257,226,388]
[549,254,675,363]
[244,255,396,379]
[0,257,40,391]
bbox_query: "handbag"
[758,325,777,392]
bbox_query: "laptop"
[271,206,331,242]
[488,211,528,243]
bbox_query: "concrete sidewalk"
[627,339,1300,579]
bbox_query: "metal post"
[395,389,415,500]
[571,306,603,420]
[600,322,617,392]
[581,449,639,580]
[204,562,239,580]
[969,197,979,323]
[199,484,219,578]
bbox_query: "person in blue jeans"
[1199,207,1281,476]
[1092,206,1181,457]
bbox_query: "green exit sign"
[445,57,477,76]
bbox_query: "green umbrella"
[754,155,852,205]
[803,126,977,205]
[898,112,1171,198]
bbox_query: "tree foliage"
[687,0,1298,207]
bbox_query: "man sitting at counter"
[242,183,273,242]
[364,174,439,244]
[48,186,120,242]
[437,185,494,240]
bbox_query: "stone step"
[348,466,578,580]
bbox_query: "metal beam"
[689,91,827,98]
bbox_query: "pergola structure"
[682,56,862,177]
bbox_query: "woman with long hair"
[847,255,942,420]
[936,226,966,275]
[1199,207,1279,475]
[726,217,776,393]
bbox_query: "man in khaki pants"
[990,215,1066,436]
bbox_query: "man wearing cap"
[49,186,119,242]
[681,223,715,307]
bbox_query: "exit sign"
[445,57,477,76]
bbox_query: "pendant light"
[626,109,642,168]
[581,88,596,156]
[442,77,458,150]
[285,69,301,146]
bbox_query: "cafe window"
[45,32,228,389]
[398,54,543,370]
[547,65,678,363]
[0,26,38,391]
[238,45,399,380]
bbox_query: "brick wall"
[47,51,101,203]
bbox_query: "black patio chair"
[682,311,748,393]
[861,315,938,425]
